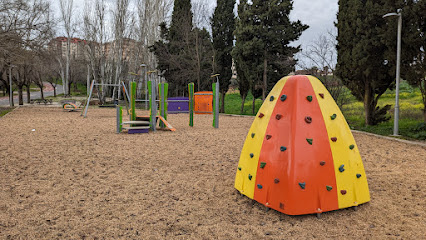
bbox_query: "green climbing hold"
[251,133,255,138]
[260,162,266,169]
[326,186,333,191]
[349,144,355,150]
[250,153,254,158]
[307,95,313,102]
[280,146,287,152]
[270,96,275,101]
[356,174,362,178]
[248,174,252,180]
[280,94,287,101]
[331,114,337,120]
[257,184,263,189]
[299,182,306,189]
[238,167,242,171]
[306,138,313,145]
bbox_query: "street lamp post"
[383,9,402,136]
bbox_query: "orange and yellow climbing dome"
[234,75,370,215]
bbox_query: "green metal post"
[159,83,169,128]
[188,83,194,127]
[131,81,137,121]
[212,82,219,128]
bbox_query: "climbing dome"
[234,75,370,215]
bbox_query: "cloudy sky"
[52,0,339,66]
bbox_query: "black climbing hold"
[331,114,337,120]
[276,114,283,120]
[299,182,306,189]
[339,165,345,172]
[257,184,263,189]
[238,167,242,171]
[274,178,280,184]
[270,96,275,101]
[331,137,337,142]
[266,135,272,140]
[250,153,254,158]
[305,116,312,123]
[307,95,313,102]
[280,146,287,152]
[251,133,255,138]
[320,161,326,166]
[349,144,355,150]
[326,186,333,191]
[356,174,362,178]
[280,94,287,101]
[260,162,266,169]
[279,203,284,209]
[341,190,347,195]
[259,113,264,118]
[306,138,313,145]
[319,93,324,99]
[248,174,252,180]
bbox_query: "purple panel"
[168,97,189,114]
[128,129,149,134]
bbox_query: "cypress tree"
[151,0,213,96]
[212,0,236,113]
[232,0,256,114]
[233,0,307,112]
[336,0,394,125]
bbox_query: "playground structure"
[116,81,175,134]
[235,75,370,216]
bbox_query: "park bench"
[32,99,53,105]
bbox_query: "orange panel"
[194,91,213,115]
[253,75,339,215]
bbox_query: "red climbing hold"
[341,190,347,195]
[266,135,272,140]
[319,93,324,98]
[276,114,283,120]
[279,203,284,209]
[320,161,326,166]
[274,178,280,184]
[305,116,312,123]
[331,137,337,142]
[258,113,264,118]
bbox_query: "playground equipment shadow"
[0,107,425,239]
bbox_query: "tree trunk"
[262,53,267,101]
[18,85,24,105]
[364,81,375,125]
[39,86,44,99]
[68,81,72,96]
[26,85,31,103]
[50,82,57,97]
[252,95,256,115]
[240,94,246,115]
[220,90,225,113]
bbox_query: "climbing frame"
[234,75,370,215]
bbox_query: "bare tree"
[58,0,75,96]
[298,30,350,108]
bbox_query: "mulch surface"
[1,107,425,239]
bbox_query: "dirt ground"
[1,107,425,239]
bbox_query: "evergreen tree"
[212,0,236,113]
[151,0,213,96]
[233,0,307,114]
[336,0,394,125]
[232,0,256,114]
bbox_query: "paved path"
[0,83,63,106]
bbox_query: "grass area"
[223,81,425,140]
[0,107,14,117]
